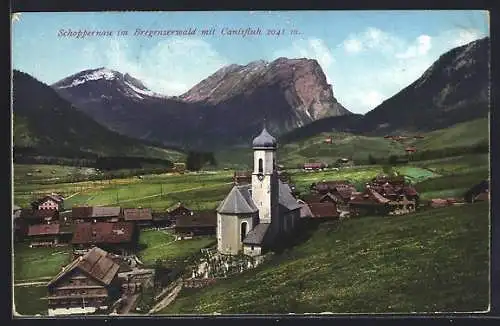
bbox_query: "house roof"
[304,163,324,168]
[72,206,94,218]
[300,194,324,204]
[278,180,301,211]
[48,247,120,287]
[243,223,271,245]
[72,222,135,244]
[167,202,192,214]
[31,195,63,207]
[217,184,258,214]
[175,211,217,228]
[28,223,60,236]
[308,202,339,218]
[92,206,121,218]
[123,208,152,221]
[350,188,390,205]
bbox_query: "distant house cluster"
[14,195,216,254]
[298,175,420,219]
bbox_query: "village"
[11,126,490,316]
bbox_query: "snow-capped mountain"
[53,67,167,101]
[50,58,351,150]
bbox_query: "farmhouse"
[72,206,122,223]
[47,247,122,316]
[307,202,339,219]
[31,194,64,211]
[167,202,193,218]
[122,208,153,227]
[349,187,391,216]
[217,126,301,257]
[174,210,217,237]
[310,180,353,194]
[21,208,59,225]
[71,222,138,256]
[27,224,61,247]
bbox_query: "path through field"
[148,278,184,314]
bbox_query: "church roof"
[278,180,301,211]
[243,223,270,245]
[217,184,258,214]
[252,126,277,149]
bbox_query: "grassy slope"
[160,202,489,314]
[14,244,72,281]
[214,118,489,169]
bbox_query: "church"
[216,125,301,256]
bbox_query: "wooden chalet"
[233,171,252,185]
[71,222,138,256]
[27,224,62,247]
[464,180,489,203]
[122,208,153,227]
[20,208,60,225]
[349,188,392,216]
[307,202,339,219]
[72,206,122,223]
[174,210,216,237]
[167,202,193,219]
[31,194,64,211]
[47,247,122,316]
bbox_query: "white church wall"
[243,244,262,256]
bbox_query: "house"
[349,187,392,216]
[174,210,217,237]
[217,126,301,257]
[167,202,193,219]
[21,208,59,225]
[303,162,327,171]
[173,162,186,173]
[464,180,489,203]
[72,206,122,223]
[307,202,339,219]
[31,194,64,211]
[122,208,153,227]
[233,171,252,185]
[324,137,333,144]
[27,224,62,247]
[71,222,138,256]
[47,247,122,316]
[405,147,417,154]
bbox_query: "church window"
[241,222,248,242]
[258,159,263,173]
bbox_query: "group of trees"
[185,151,217,171]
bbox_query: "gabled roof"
[31,194,63,207]
[278,180,301,211]
[92,206,121,218]
[217,184,258,214]
[123,208,152,221]
[48,247,120,288]
[243,223,271,245]
[72,206,93,218]
[28,223,60,236]
[308,202,339,218]
[72,222,135,244]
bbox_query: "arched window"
[241,222,248,242]
[258,159,263,173]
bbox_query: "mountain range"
[12,37,490,159]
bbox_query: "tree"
[368,154,377,165]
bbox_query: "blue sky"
[12,11,489,113]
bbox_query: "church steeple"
[252,121,277,150]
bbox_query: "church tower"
[251,124,279,228]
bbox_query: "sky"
[11,11,489,114]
